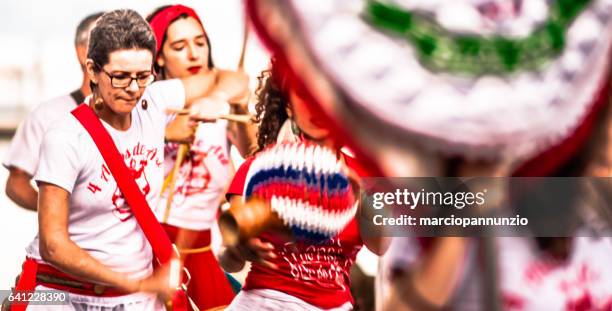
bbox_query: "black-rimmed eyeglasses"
[99,67,155,88]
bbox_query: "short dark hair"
[146,5,214,77]
[74,12,104,47]
[87,9,156,70]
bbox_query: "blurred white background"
[0,0,270,289]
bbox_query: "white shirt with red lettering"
[26,79,185,280]
[378,236,612,311]
[155,110,232,230]
[498,236,612,311]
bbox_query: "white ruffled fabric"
[284,0,612,161]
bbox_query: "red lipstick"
[188,66,202,74]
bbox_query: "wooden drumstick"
[162,143,189,223]
[165,107,252,123]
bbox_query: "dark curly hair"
[253,62,289,152]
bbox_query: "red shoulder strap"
[71,104,174,264]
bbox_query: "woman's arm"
[182,70,256,156]
[357,200,392,256]
[348,164,391,256]
[5,167,37,211]
[219,71,256,157]
[38,183,174,297]
[181,70,249,106]
[227,102,257,157]
[38,183,139,291]
[383,237,468,310]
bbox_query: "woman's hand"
[38,182,164,295]
[165,115,197,144]
[220,238,277,272]
[135,261,177,302]
[189,96,230,122]
[237,238,278,269]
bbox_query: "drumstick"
[237,11,250,70]
[162,144,189,223]
[217,114,252,123]
[165,107,252,123]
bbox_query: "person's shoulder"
[31,94,78,115]
[28,94,79,126]
[238,156,256,172]
[226,156,257,200]
[43,112,86,142]
[341,147,378,177]
[144,79,183,96]
[141,79,185,112]
[217,69,248,80]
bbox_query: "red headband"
[149,5,203,55]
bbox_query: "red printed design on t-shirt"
[111,158,151,221]
[166,141,229,203]
[87,142,161,221]
[525,261,559,285]
[560,263,602,311]
[504,259,610,311]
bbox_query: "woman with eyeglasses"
[15,9,246,310]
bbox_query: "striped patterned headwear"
[244,142,358,242]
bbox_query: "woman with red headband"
[146,5,254,310]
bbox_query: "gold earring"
[94,94,104,111]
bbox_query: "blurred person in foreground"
[219,59,387,311]
[3,12,103,211]
[244,0,612,310]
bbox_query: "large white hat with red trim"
[247,0,612,176]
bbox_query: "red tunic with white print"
[226,155,364,309]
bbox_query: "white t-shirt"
[498,236,612,310]
[2,94,79,175]
[155,106,232,230]
[378,236,612,311]
[27,79,185,280]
